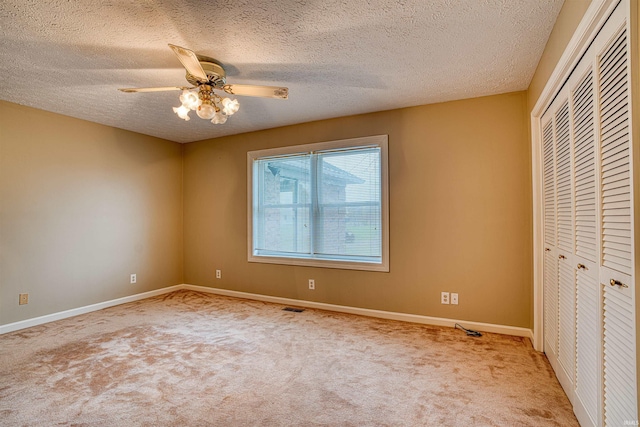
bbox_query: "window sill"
[248,254,389,272]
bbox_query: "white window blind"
[248,135,389,271]
[254,155,312,255]
[316,148,381,259]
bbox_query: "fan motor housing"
[186,57,226,87]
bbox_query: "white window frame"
[247,135,389,272]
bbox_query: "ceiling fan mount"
[186,55,227,87]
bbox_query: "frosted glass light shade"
[172,105,191,120]
[196,103,216,119]
[211,112,228,124]
[179,90,201,110]
[222,98,240,115]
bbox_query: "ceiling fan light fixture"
[221,97,240,116]
[119,45,287,127]
[172,105,191,121]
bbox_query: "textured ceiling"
[0,0,564,143]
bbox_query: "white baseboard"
[0,285,183,335]
[183,284,534,341]
[1,283,534,342]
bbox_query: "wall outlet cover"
[451,293,459,305]
[441,292,450,304]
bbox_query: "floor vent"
[283,307,305,313]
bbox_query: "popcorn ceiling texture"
[0,0,563,143]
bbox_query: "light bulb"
[196,103,216,120]
[211,112,228,124]
[172,105,191,121]
[179,90,201,110]
[221,98,240,115]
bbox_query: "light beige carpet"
[0,290,577,426]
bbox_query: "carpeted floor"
[0,290,578,426]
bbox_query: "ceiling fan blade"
[168,44,209,83]
[118,86,189,93]
[223,84,288,99]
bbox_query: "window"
[248,135,389,271]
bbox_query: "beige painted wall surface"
[0,101,183,325]
[528,0,592,113]
[184,91,532,328]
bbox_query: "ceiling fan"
[119,44,288,124]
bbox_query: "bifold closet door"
[541,88,578,404]
[542,118,559,365]
[570,60,602,427]
[539,2,637,426]
[554,98,577,398]
[542,72,601,424]
[595,6,637,424]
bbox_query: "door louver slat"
[576,270,600,424]
[572,70,596,262]
[544,250,558,354]
[599,29,631,276]
[555,102,573,253]
[543,121,556,245]
[557,260,575,381]
[604,284,637,426]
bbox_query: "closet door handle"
[558,255,566,260]
[577,263,587,270]
[610,279,628,289]
[545,248,551,252]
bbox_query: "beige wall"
[184,91,533,328]
[0,101,183,325]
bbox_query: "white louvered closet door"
[554,98,578,398]
[542,117,559,365]
[595,4,637,425]
[570,54,602,427]
[541,88,578,403]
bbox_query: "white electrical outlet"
[130,273,137,284]
[216,270,221,279]
[308,279,315,290]
[451,293,459,305]
[441,292,450,304]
